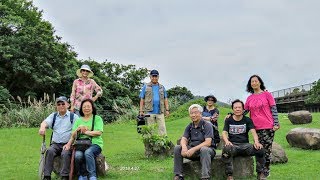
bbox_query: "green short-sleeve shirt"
[72,115,104,149]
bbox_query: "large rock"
[286,127,320,150]
[271,142,288,164]
[183,155,254,180]
[288,110,312,124]
[53,153,108,177]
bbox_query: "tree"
[0,0,78,99]
[305,80,320,104]
[167,86,194,103]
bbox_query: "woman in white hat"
[70,64,103,115]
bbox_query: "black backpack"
[50,112,75,144]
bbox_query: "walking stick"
[69,147,75,180]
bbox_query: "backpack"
[50,112,75,144]
[189,121,220,148]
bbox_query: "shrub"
[140,124,174,158]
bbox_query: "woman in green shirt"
[65,99,104,180]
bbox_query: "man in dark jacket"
[173,104,217,180]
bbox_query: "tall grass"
[112,96,139,122]
[0,93,55,128]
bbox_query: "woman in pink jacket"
[70,64,103,116]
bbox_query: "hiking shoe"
[264,168,270,177]
[174,174,184,180]
[78,176,88,180]
[257,172,267,180]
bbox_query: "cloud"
[33,0,320,102]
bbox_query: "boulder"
[183,155,254,180]
[53,153,108,177]
[271,142,288,164]
[288,110,312,124]
[286,127,320,150]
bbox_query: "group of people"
[38,65,280,180]
[39,65,104,180]
[173,75,280,180]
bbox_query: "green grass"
[0,109,320,179]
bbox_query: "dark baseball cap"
[150,69,159,76]
[55,96,68,103]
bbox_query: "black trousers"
[221,143,265,175]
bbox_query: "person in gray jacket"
[173,104,217,180]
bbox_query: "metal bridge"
[271,82,320,113]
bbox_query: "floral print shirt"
[70,78,103,110]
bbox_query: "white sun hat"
[76,64,94,78]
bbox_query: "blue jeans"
[75,144,101,178]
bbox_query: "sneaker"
[78,176,88,180]
[257,172,267,180]
[264,168,270,177]
[174,174,184,180]
[227,175,234,180]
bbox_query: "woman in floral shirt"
[70,64,103,115]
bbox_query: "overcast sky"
[32,0,320,103]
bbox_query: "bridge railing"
[271,82,315,98]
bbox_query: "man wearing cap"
[39,96,79,180]
[139,69,169,136]
[70,64,103,116]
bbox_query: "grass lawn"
[0,108,319,179]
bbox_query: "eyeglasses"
[151,75,158,78]
[207,99,214,102]
[81,69,90,73]
[57,103,65,106]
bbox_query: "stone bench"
[53,153,107,177]
[177,138,254,179]
[182,153,254,180]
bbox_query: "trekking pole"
[69,147,75,180]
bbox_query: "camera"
[136,114,150,133]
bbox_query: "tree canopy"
[305,80,320,104]
[0,0,149,121]
[167,86,194,103]
[0,0,79,99]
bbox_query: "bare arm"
[164,98,170,116]
[38,121,49,136]
[222,130,232,146]
[92,80,103,102]
[84,130,102,137]
[186,138,211,157]
[139,98,144,116]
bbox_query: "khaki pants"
[146,113,167,136]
